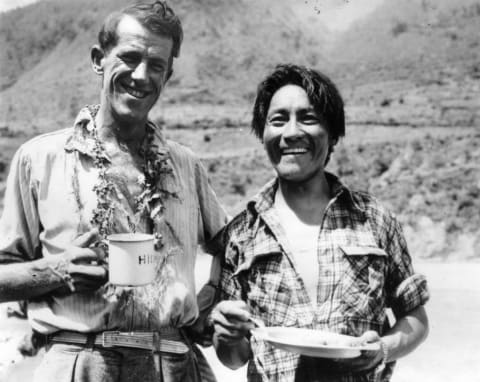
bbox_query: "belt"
[47,329,189,355]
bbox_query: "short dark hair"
[252,64,345,164]
[98,1,183,58]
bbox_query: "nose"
[282,117,302,140]
[131,61,148,83]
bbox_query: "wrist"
[374,339,389,375]
[214,334,251,369]
[40,257,76,293]
[213,331,250,347]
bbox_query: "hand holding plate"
[326,330,383,373]
[211,300,255,345]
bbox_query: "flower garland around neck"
[87,104,177,248]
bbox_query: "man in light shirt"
[210,64,429,381]
[0,1,227,381]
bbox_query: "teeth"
[128,89,147,98]
[282,148,308,155]
[123,84,148,99]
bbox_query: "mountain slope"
[329,0,480,127]
[1,0,479,133]
[0,0,330,132]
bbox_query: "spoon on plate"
[248,316,265,328]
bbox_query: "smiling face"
[93,15,173,127]
[263,84,331,183]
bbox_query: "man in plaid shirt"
[210,64,429,381]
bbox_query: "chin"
[114,104,149,123]
[276,165,304,180]
[278,172,306,182]
[277,169,322,184]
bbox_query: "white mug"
[107,233,159,286]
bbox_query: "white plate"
[251,327,379,358]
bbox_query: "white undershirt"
[274,189,320,305]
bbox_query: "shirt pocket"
[237,256,298,327]
[340,245,388,319]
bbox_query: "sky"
[317,0,385,31]
[0,0,384,30]
[0,0,39,13]
[296,0,385,31]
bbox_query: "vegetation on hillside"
[198,127,480,261]
[0,0,478,261]
[2,0,479,133]
[0,0,130,91]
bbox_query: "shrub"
[231,178,246,196]
[392,21,408,37]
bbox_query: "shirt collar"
[64,106,170,160]
[64,106,99,158]
[247,171,366,216]
[326,172,367,214]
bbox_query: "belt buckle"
[102,331,119,348]
[152,332,161,352]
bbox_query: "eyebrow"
[119,49,169,64]
[267,107,316,116]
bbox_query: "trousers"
[32,342,215,382]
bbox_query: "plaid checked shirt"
[217,173,429,382]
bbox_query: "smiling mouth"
[121,83,150,99]
[281,147,309,155]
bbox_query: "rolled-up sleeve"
[0,145,40,263]
[391,273,429,316]
[384,214,429,317]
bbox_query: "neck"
[95,104,147,145]
[278,171,331,224]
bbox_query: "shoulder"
[347,189,402,246]
[350,189,397,222]
[211,209,250,245]
[14,128,72,165]
[165,139,204,175]
[166,139,199,164]
[211,209,250,263]
[219,208,254,249]
[165,139,214,189]
[226,209,251,236]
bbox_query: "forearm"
[382,305,429,362]
[0,259,65,303]
[213,335,251,370]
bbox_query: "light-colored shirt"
[274,188,319,304]
[0,106,228,334]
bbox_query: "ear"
[164,65,173,85]
[165,68,173,83]
[163,55,175,84]
[91,45,105,75]
[329,135,338,148]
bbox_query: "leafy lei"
[86,104,177,248]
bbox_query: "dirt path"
[393,263,480,382]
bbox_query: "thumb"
[359,330,381,344]
[72,229,100,248]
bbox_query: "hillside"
[1,0,478,133]
[169,124,480,261]
[0,2,479,380]
[336,0,480,82]
[0,0,479,261]
[2,0,479,133]
[332,0,480,128]
[0,0,330,133]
